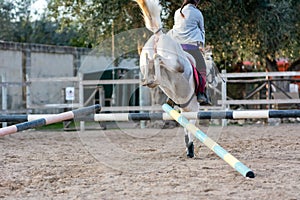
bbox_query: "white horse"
[135,0,203,158]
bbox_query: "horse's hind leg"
[184,119,196,158]
[182,99,199,158]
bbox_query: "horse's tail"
[134,0,162,33]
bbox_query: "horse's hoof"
[186,142,194,158]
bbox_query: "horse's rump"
[140,34,196,105]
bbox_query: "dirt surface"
[0,123,299,199]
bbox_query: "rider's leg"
[184,49,211,104]
[184,49,206,84]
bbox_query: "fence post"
[25,74,31,110]
[221,70,228,126]
[139,73,146,129]
[78,72,85,131]
[1,74,7,127]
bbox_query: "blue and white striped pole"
[0,105,101,137]
[162,103,255,178]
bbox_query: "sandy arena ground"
[0,122,299,199]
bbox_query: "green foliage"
[47,0,145,46]
[0,0,83,46]
[201,0,299,68]
[0,0,16,40]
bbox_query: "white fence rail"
[219,70,300,110]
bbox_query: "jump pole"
[91,109,300,121]
[162,103,255,178]
[0,104,101,137]
[1,109,300,122]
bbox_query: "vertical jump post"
[162,103,255,178]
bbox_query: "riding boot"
[197,90,212,106]
[197,92,207,104]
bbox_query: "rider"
[168,0,211,105]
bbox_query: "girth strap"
[166,93,194,109]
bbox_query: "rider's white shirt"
[167,4,205,47]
